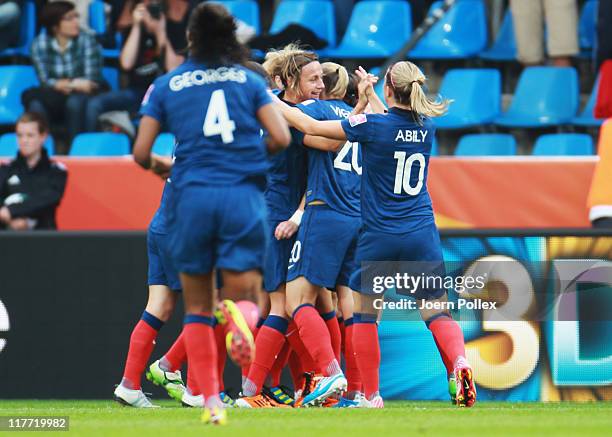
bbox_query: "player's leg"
[334,285,362,407]
[114,285,178,407]
[182,272,227,424]
[317,289,342,363]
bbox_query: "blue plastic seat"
[454,134,517,156]
[409,0,488,59]
[152,133,175,156]
[102,67,119,91]
[579,0,598,55]
[70,133,131,156]
[214,0,261,34]
[0,2,36,57]
[436,69,501,129]
[0,65,39,124]
[573,75,604,127]
[532,134,594,156]
[480,9,516,61]
[495,67,579,128]
[89,0,106,34]
[325,1,411,58]
[0,133,55,157]
[270,1,336,50]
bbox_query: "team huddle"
[113,3,476,426]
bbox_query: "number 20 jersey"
[140,59,272,190]
[341,107,435,233]
[297,98,361,217]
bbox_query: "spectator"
[0,112,67,231]
[85,0,186,133]
[510,0,579,66]
[596,0,612,69]
[0,0,22,52]
[21,1,105,151]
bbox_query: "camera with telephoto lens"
[146,1,164,19]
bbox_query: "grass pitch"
[0,400,610,436]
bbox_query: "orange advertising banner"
[43,157,597,230]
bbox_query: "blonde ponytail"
[321,62,349,100]
[386,61,451,119]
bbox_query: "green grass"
[0,400,610,436]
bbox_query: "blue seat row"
[454,133,594,156]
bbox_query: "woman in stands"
[274,61,476,409]
[132,3,290,425]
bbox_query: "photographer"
[85,0,189,133]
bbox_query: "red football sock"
[293,305,340,376]
[187,365,201,396]
[241,319,263,380]
[339,317,346,354]
[214,322,227,392]
[428,316,466,370]
[164,330,186,372]
[287,350,304,391]
[353,319,380,398]
[344,319,362,393]
[122,312,162,390]
[286,320,318,373]
[268,339,290,387]
[244,315,288,395]
[322,312,342,363]
[184,314,219,406]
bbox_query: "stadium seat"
[573,75,605,127]
[579,0,598,55]
[324,1,411,58]
[409,0,488,59]
[532,134,594,156]
[0,65,39,125]
[70,133,131,156]
[269,1,336,50]
[0,133,55,157]
[214,0,261,34]
[480,8,517,61]
[89,0,106,34]
[102,67,120,91]
[436,69,501,129]
[0,1,36,57]
[495,67,579,128]
[152,133,175,156]
[454,134,517,156]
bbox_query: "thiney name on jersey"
[394,129,429,143]
[169,67,247,91]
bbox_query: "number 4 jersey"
[341,107,435,233]
[140,60,272,189]
[297,98,361,217]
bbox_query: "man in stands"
[0,112,67,231]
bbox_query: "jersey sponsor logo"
[348,113,367,127]
[7,175,20,186]
[169,67,247,92]
[0,299,9,355]
[394,129,428,143]
[331,105,351,119]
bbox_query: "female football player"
[132,3,290,425]
[274,61,476,409]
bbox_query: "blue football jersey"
[341,108,435,233]
[297,99,361,217]
[149,182,170,234]
[140,59,272,190]
[264,97,308,221]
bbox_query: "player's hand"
[71,79,98,94]
[54,79,73,95]
[150,154,173,179]
[355,66,378,97]
[275,220,298,240]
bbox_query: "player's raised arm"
[274,97,347,140]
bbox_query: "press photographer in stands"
[0,112,67,231]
